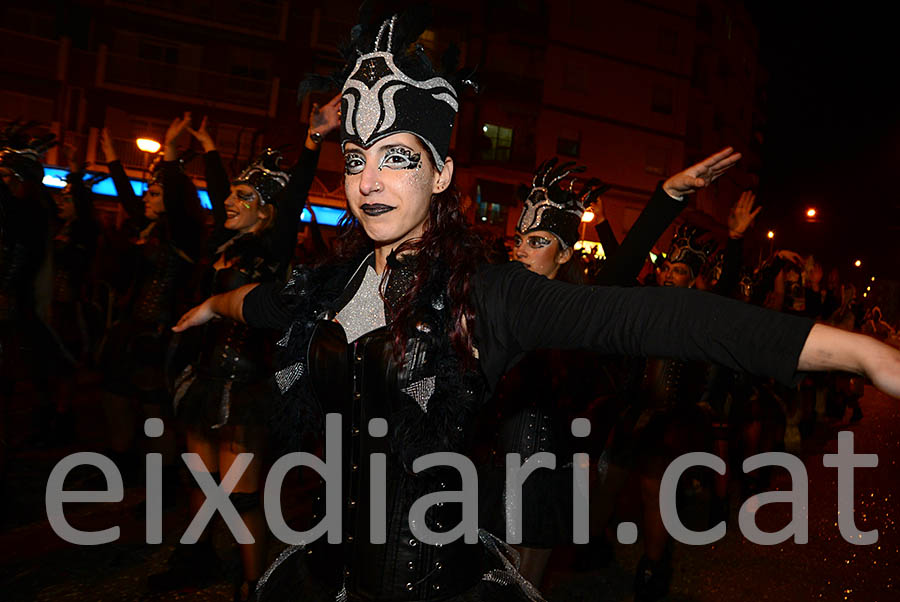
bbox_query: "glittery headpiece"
[516,157,610,249]
[145,148,196,188]
[297,4,474,173]
[340,15,458,171]
[0,120,56,183]
[663,223,717,277]
[233,148,290,206]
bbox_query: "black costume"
[242,254,813,601]
[101,157,204,403]
[174,146,321,430]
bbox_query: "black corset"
[305,320,484,601]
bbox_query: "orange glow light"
[136,138,161,153]
[806,208,817,218]
[767,230,775,239]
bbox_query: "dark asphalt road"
[2,384,898,601]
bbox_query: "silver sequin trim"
[335,585,348,602]
[276,323,293,348]
[172,365,195,413]
[478,530,546,601]
[275,361,305,394]
[254,543,307,595]
[335,265,386,343]
[402,375,435,413]
[212,380,232,429]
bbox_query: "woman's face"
[657,260,694,288]
[343,133,451,249]
[224,184,267,233]
[512,230,572,279]
[143,184,164,220]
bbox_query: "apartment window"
[697,2,713,34]
[563,62,586,93]
[651,85,673,115]
[475,180,514,226]
[557,136,580,158]
[138,40,179,64]
[480,123,514,161]
[645,147,669,177]
[657,28,678,56]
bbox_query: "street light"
[136,138,161,153]
[806,208,817,218]
[767,230,775,239]
[854,259,862,267]
[579,208,595,240]
[871,276,876,282]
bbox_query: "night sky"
[749,6,899,280]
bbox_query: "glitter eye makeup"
[527,236,553,249]
[378,146,421,171]
[344,152,365,175]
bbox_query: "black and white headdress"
[663,223,717,277]
[233,148,290,206]
[0,120,56,183]
[298,5,474,173]
[341,15,457,170]
[516,158,610,249]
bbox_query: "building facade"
[1,0,765,250]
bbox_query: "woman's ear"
[433,157,454,194]
[257,203,274,222]
[556,246,574,266]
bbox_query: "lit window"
[480,124,513,161]
[557,137,580,158]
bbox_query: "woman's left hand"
[308,95,342,140]
[663,147,742,199]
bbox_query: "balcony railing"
[98,48,278,116]
[107,0,289,40]
[0,28,63,80]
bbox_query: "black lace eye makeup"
[514,234,553,249]
[378,146,421,171]
[344,152,365,175]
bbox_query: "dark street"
[2,381,897,602]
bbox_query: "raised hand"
[164,111,192,160]
[663,147,742,199]
[186,115,216,153]
[100,127,118,163]
[306,94,342,149]
[728,190,762,238]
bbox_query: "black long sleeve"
[593,219,619,259]
[595,183,685,286]
[472,261,814,390]
[107,160,147,227]
[157,161,204,261]
[203,150,231,231]
[713,237,743,297]
[270,147,321,267]
[244,259,815,394]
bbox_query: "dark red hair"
[333,177,486,367]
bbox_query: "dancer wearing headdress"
[98,117,206,485]
[1,121,56,495]
[147,105,339,599]
[173,9,900,602]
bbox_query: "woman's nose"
[357,162,381,196]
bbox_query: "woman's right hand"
[100,128,117,163]
[186,116,216,153]
[172,299,218,332]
